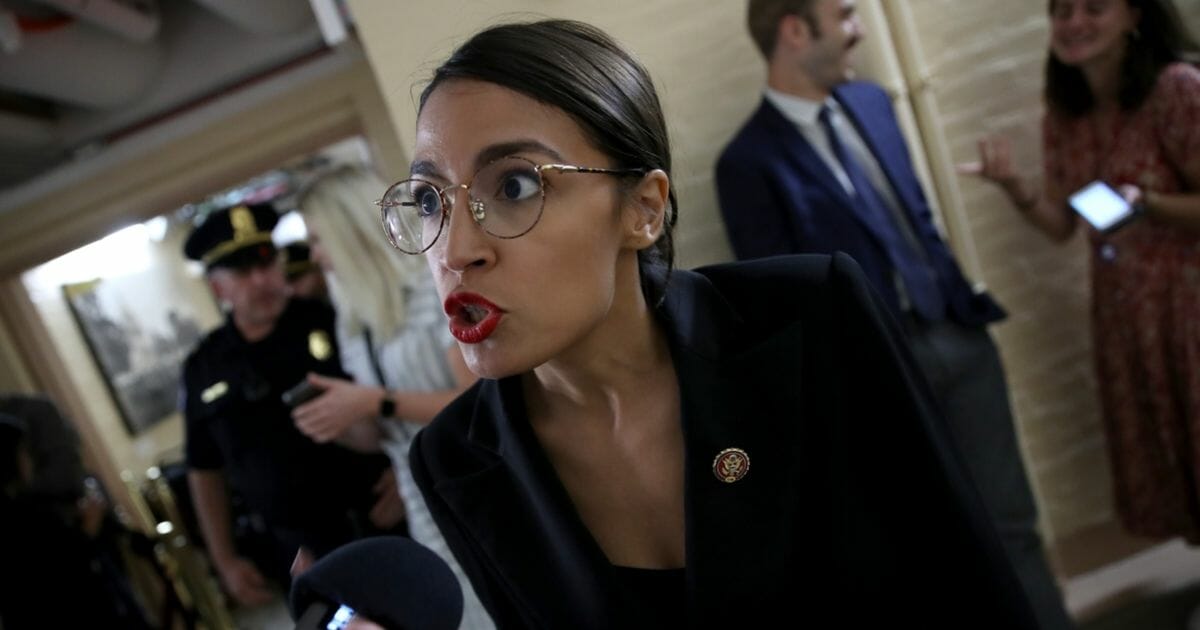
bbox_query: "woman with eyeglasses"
[393,19,1039,630]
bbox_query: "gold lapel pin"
[712,447,750,483]
[308,330,332,361]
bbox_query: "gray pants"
[905,318,1074,630]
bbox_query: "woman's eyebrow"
[473,140,564,169]
[408,140,566,180]
[409,160,442,180]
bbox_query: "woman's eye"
[497,172,540,202]
[414,187,442,217]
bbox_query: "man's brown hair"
[747,0,820,59]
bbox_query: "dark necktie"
[818,105,944,321]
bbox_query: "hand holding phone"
[282,379,323,408]
[1069,180,1141,233]
[293,602,359,630]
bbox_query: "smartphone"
[1069,180,1140,233]
[282,379,322,408]
[324,604,356,630]
[293,602,356,630]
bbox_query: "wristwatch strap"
[379,395,396,418]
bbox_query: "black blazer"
[716,81,1005,327]
[411,254,1037,629]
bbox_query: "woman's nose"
[435,189,494,273]
[1060,7,1085,29]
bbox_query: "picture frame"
[63,275,207,435]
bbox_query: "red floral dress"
[1043,63,1200,542]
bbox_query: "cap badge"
[713,447,750,483]
[230,205,258,242]
[308,330,332,361]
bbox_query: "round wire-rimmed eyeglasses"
[375,155,646,255]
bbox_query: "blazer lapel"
[758,98,901,256]
[753,99,857,211]
[661,271,809,624]
[434,378,615,629]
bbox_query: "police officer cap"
[282,241,319,281]
[0,412,25,434]
[184,203,280,270]
[0,412,26,476]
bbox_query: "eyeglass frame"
[375,155,648,255]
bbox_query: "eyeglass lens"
[380,156,546,254]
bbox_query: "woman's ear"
[622,169,670,251]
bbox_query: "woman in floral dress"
[969,0,1200,542]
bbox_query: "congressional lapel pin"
[201,381,229,404]
[713,447,750,483]
[308,330,332,361]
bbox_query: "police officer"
[181,203,393,607]
[282,241,329,302]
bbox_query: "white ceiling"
[0,0,328,191]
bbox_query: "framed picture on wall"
[63,276,206,435]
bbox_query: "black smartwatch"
[379,394,396,418]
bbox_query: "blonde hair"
[297,164,427,340]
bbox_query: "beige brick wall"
[347,0,1200,552]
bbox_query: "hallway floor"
[1067,539,1200,630]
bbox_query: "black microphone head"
[290,536,463,630]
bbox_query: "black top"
[0,394,85,503]
[612,565,685,630]
[182,298,388,541]
[0,494,150,629]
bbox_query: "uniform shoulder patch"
[200,380,229,404]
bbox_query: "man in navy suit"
[717,2,1073,629]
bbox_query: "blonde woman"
[290,164,493,630]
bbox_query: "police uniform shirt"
[182,297,387,530]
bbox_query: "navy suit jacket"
[411,255,1036,630]
[716,81,1004,327]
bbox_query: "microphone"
[290,536,464,630]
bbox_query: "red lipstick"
[443,292,504,344]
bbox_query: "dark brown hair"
[419,19,678,305]
[747,0,821,58]
[1045,0,1200,117]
